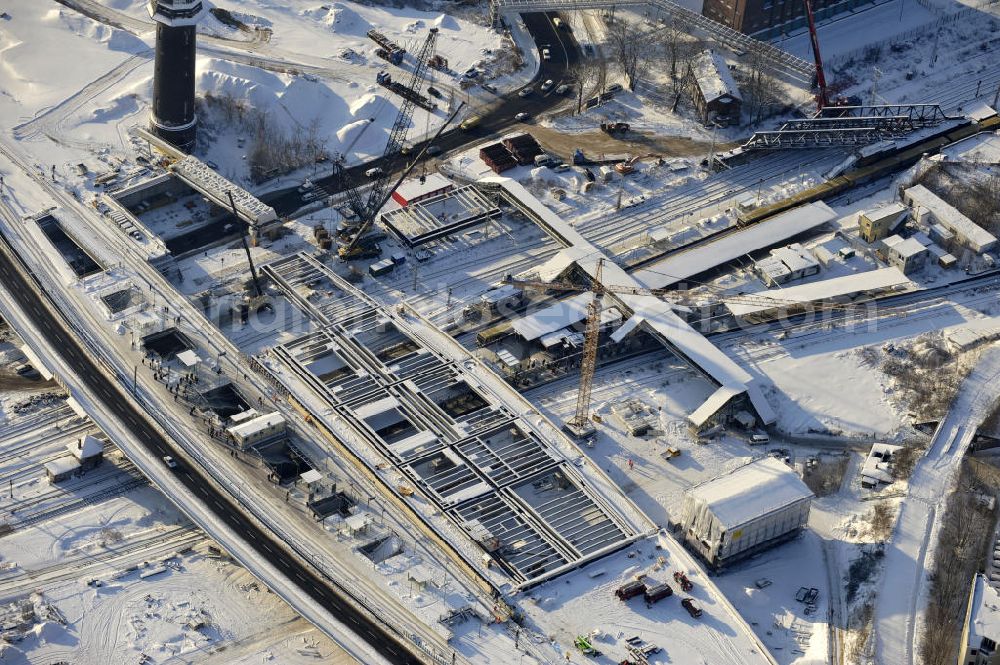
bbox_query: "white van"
[749,432,770,445]
[365,167,383,178]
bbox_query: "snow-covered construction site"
[3,0,1000,663]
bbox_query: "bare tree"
[663,14,689,87]
[739,43,783,128]
[921,459,1000,665]
[568,59,604,114]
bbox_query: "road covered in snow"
[874,343,1000,665]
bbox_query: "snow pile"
[433,14,460,31]
[349,92,383,119]
[304,2,373,36]
[42,8,147,54]
[83,94,141,125]
[197,58,284,109]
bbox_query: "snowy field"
[0,408,348,664]
[2,0,519,189]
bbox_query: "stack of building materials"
[503,134,543,166]
[610,399,657,436]
[480,143,517,173]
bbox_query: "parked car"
[541,48,551,60]
[365,167,383,178]
[533,153,554,167]
[425,145,442,157]
[540,79,555,92]
[481,82,498,93]
[555,83,571,95]
[682,598,703,618]
[518,87,534,98]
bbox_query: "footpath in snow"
[874,343,1000,665]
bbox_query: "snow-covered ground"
[0,397,348,665]
[874,343,1000,665]
[3,0,521,190]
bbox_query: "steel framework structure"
[337,28,440,252]
[814,104,953,125]
[742,104,956,150]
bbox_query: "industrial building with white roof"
[679,456,813,567]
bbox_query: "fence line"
[827,5,999,69]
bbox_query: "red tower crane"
[802,0,829,111]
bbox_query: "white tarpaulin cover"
[681,457,813,562]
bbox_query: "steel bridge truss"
[742,104,956,150]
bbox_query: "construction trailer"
[226,412,287,450]
[680,456,813,568]
[390,173,454,207]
